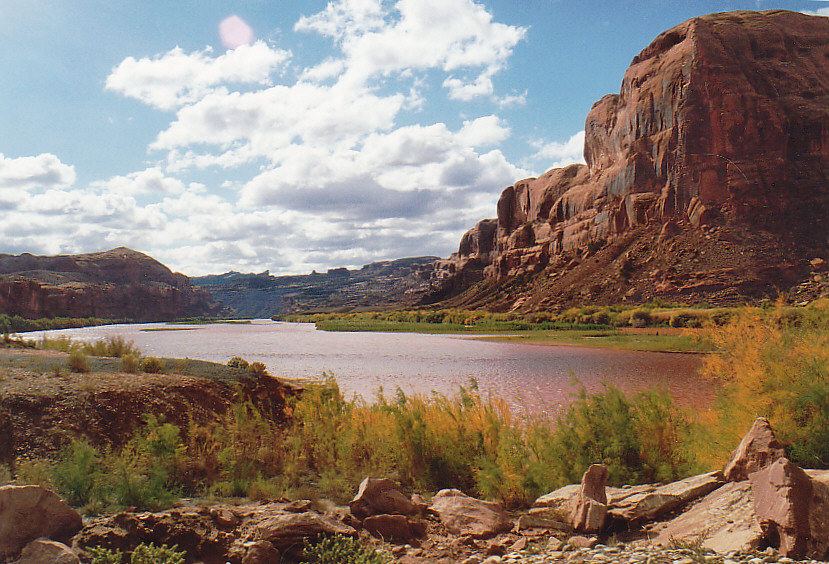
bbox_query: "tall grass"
[39,335,140,358]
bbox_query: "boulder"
[240,540,280,564]
[350,477,415,520]
[532,484,581,516]
[428,489,511,538]
[608,471,725,523]
[724,417,786,481]
[0,485,82,560]
[652,481,764,553]
[570,464,608,532]
[252,512,357,550]
[749,457,829,560]
[362,514,415,542]
[15,539,79,564]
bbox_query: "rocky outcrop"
[0,247,225,321]
[427,10,829,309]
[0,485,82,561]
[724,417,787,481]
[571,464,608,533]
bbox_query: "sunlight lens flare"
[219,15,254,49]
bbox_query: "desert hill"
[423,10,829,311]
[0,247,225,321]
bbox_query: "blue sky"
[1,0,826,275]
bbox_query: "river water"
[38,320,712,417]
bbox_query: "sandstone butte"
[0,247,225,321]
[423,10,829,310]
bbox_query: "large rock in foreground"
[0,485,82,560]
[428,489,512,538]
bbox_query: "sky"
[2,0,828,276]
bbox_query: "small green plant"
[139,357,165,374]
[247,361,268,377]
[121,353,139,373]
[88,546,121,564]
[227,356,249,370]
[305,534,391,564]
[52,441,99,506]
[89,543,185,564]
[68,349,89,373]
[130,543,186,564]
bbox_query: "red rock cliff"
[0,247,225,321]
[429,10,829,306]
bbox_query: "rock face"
[427,10,829,309]
[0,485,82,560]
[0,247,224,321]
[750,457,829,560]
[571,464,608,533]
[724,417,787,482]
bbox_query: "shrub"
[227,356,249,370]
[52,441,99,506]
[701,301,829,468]
[139,357,165,374]
[122,354,139,373]
[89,543,185,564]
[68,350,89,373]
[305,534,391,564]
[15,458,55,489]
[247,361,268,377]
[629,308,652,328]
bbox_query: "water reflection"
[38,320,712,417]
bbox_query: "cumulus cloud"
[0,153,75,190]
[106,41,290,110]
[8,0,533,276]
[297,0,525,99]
[526,131,586,171]
[91,167,187,196]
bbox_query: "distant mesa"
[422,10,829,310]
[0,247,225,321]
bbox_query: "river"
[37,320,712,417]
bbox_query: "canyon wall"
[429,10,829,306]
[0,247,224,321]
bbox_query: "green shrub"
[629,308,652,328]
[89,543,185,564]
[247,361,268,377]
[122,354,139,373]
[227,356,249,370]
[68,350,89,373]
[305,534,391,564]
[53,441,99,506]
[139,357,165,374]
[14,458,55,489]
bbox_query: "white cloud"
[527,131,586,171]
[0,153,75,190]
[801,8,829,16]
[91,167,186,196]
[4,0,530,275]
[106,41,290,110]
[296,0,525,99]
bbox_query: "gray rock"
[607,471,725,523]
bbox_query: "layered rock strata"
[0,247,224,321]
[427,10,829,308]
